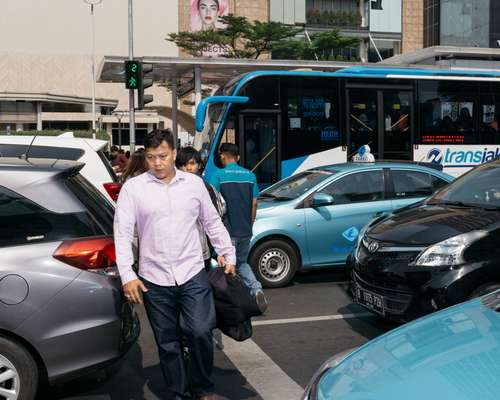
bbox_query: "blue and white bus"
[195,66,500,186]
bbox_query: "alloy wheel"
[0,354,19,400]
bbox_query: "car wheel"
[468,282,500,299]
[0,336,38,400]
[250,239,299,288]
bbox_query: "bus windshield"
[195,76,245,157]
[196,101,225,157]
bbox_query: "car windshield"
[260,170,334,200]
[428,162,500,209]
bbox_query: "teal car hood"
[317,298,500,400]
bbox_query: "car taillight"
[103,182,122,201]
[53,236,119,276]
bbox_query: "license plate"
[355,285,385,315]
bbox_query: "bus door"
[239,112,280,188]
[347,86,413,160]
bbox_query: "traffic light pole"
[128,0,136,153]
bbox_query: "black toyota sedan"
[349,158,500,322]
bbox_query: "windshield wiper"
[430,200,500,211]
[259,193,293,201]
[429,200,475,208]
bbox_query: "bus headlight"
[413,230,488,267]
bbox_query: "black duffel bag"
[208,267,262,341]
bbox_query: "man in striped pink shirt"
[114,129,235,400]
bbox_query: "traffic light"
[124,60,140,89]
[138,63,154,110]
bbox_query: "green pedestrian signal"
[128,76,137,89]
[125,60,140,90]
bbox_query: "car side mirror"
[312,193,334,207]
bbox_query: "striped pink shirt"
[114,169,236,286]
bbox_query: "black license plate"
[355,285,385,315]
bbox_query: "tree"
[273,29,360,61]
[167,15,359,61]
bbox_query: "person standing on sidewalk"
[207,143,268,313]
[114,129,236,400]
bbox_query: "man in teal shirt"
[208,143,268,313]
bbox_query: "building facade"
[0,0,180,146]
[300,0,402,62]
[403,0,500,54]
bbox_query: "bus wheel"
[250,240,299,288]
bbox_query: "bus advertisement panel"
[415,145,500,177]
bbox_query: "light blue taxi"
[249,162,453,287]
[302,290,500,400]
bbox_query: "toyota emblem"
[368,241,379,253]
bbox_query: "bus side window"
[480,83,500,145]
[281,76,341,161]
[418,80,477,145]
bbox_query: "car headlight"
[302,348,357,400]
[413,230,488,267]
[357,223,369,248]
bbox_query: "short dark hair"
[219,143,239,158]
[144,129,175,150]
[175,146,203,169]
[110,145,118,152]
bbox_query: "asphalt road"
[40,268,399,400]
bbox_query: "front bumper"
[348,250,486,322]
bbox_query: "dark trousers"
[143,270,216,399]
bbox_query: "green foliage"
[310,30,359,61]
[306,9,362,27]
[273,29,359,61]
[0,130,110,141]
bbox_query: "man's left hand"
[224,264,236,276]
[217,256,236,276]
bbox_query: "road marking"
[293,280,350,286]
[222,337,304,400]
[253,312,374,326]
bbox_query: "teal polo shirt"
[208,162,259,238]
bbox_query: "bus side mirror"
[195,96,249,132]
[312,193,334,207]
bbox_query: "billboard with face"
[191,0,229,32]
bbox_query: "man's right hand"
[123,279,148,305]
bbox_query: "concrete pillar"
[194,65,202,116]
[359,39,368,63]
[171,69,178,147]
[36,102,43,131]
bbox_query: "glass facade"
[440,0,490,47]
[424,0,499,48]
[424,0,440,47]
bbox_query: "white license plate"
[355,285,385,315]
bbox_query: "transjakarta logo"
[427,147,500,166]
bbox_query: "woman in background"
[176,146,226,270]
[121,149,147,183]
